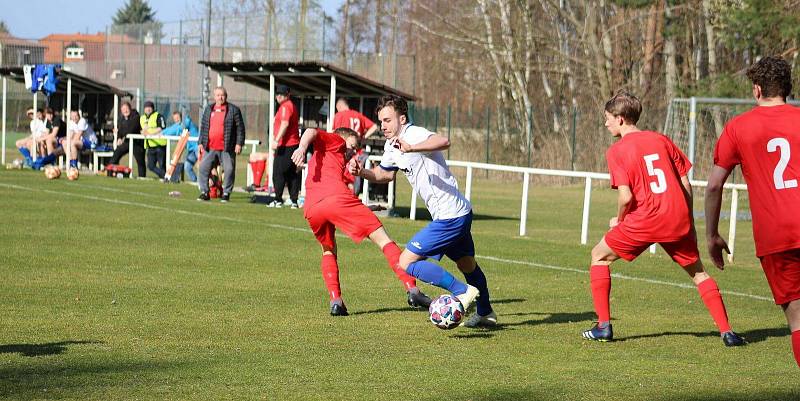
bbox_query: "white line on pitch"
[1,181,773,302]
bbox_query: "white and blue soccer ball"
[429,294,465,330]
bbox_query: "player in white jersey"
[350,95,496,327]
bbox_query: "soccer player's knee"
[590,245,608,263]
[455,256,476,273]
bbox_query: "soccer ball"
[66,167,80,181]
[11,158,24,169]
[429,294,465,330]
[44,165,61,179]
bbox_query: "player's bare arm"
[350,158,395,183]
[364,124,378,138]
[611,185,633,228]
[272,120,289,150]
[705,165,733,269]
[396,134,450,153]
[292,128,318,167]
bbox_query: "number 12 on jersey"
[644,154,667,194]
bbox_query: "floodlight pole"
[66,78,72,164]
[268,74,275,190]
[113,94,119,150]
[32,92,38,163]
[328,74,336,130]
[1,76,6,165]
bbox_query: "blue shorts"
[82,137,92,149]
[406,212,474,262]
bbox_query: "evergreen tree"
[111,0,162,43]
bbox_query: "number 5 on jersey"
[767,137,798,190]
[643,154,667,194]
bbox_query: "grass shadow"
[0,340,103,357]
[350,306,427,316]
[617,326,789,344]
[500,311,596,328]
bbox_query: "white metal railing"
[363,156,747,261]
[124,134,261,181]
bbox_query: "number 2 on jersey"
[767,137,798,190]
[643,154,667,194]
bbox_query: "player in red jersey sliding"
[291,127,431,316]
[584,91,744,346]
[706,56,800,367]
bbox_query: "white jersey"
[30,118,47,139]
[380,124,471,221]
[68,118,96,142]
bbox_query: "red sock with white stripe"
[321,254,341,301]
[590,265,611,325]
[250,160,266,188]
[792,330,800,368]
[696,278,732,333]
[382,242,416,291]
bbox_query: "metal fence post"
[520,172,530,236]
[446,104,451,160]
[688,96,697,181]
[581,176,592,244]
[527,105,533,167]
[571,105,578,170]
[728,188,739,262]
[485,106,490,178]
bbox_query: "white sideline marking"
[1,182,773,302]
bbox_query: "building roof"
[40,32,134,44]
[0,66,133,97]
[199,60,417,100]
[0,33,46,48]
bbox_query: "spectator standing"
[268,84,301,208]
[140,100,167,179]
[197,86,245,203]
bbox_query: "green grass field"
[1,158,798,400]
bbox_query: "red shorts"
[604,226,700,267]
[303,194,383,249]
[759,249,800,305]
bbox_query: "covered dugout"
[0,66,133,165]
[199,60,416,202]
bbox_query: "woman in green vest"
[140,100,167,179]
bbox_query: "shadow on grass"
[0,359,187,398]
[350,298,525,316]
[0,340,103,357]
[350,306,426,316]
[653,389,800,401]
[390,207,517,222]
[617,326,789,344]
[500,311,596,328]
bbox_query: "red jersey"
[208,103,226,151]
[606,131,693,242]
[274,99,300,147]
[333,109,374,138]
[305,131,356,207]
[714,104,800,256]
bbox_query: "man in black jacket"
[197,86,246,202]
[107,101,146,177]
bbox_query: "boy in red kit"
[584,91,744,347]
[291,127,431,316]
[706,56,800,367]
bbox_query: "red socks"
[321,254,341,301]
[382,242,417,291]
[250,160,266,188]
[696,278,732,333]
[792,330,800,368]
[590,265,611,323]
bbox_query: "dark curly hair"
[746,56,792,99]
[376,94,409,120]
[604,90,642,124]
